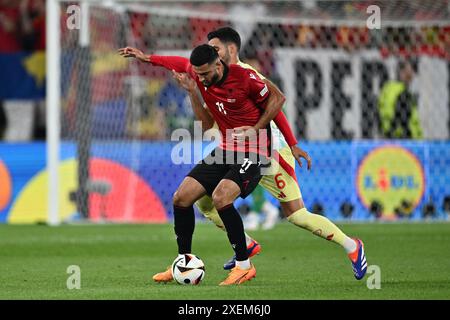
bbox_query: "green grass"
[0,222,449,299]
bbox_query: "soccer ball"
[172,254,205,285]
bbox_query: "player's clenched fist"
[172,70,197,93]
[117,47,150,63]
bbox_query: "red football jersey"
[150,55,271,155]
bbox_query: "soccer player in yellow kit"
[180,27,368,280]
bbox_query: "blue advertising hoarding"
[0,141,448,223]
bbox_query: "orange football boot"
[219,263,256,286]
[152,266,173,283]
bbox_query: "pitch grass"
[0,222,449,300]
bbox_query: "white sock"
[343,237,357,254]
[244,233,252,246]
[236,259,251,270]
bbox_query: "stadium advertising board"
[275,49,449,140]
[0,141,447,223]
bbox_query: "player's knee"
[172,191,181,206]
[211,191,231,210]
[173,190,190,207]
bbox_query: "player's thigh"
[221,159,263,200]
[259,173,301,202]
[259,147,302,203]
[174,176,207,206]
[211,178,242,208]
[187,162,227,196]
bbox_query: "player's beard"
[204,72,220,87]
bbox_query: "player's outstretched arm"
[252,81,285,132]
[172,71,214,130]
[272,110,312,170]
[260,79,299,148]
[263,80,312,170]
[118,46,190,73]
[233,74,285,142]
[271,107,312,170]
[118,47,150,62]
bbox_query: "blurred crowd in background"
[0,0,46,140]
[0,0,46,53]
[124,1,450,74]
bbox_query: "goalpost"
[46,0,60,226]
[47,0,93,225]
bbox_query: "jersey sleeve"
[238,62,266,80]
[273,111,298,147]
[245,69,270,107]
[148,55,190,73]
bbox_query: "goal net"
[47,0,450,224]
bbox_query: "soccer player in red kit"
[119,44,285,285]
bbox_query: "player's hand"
[117,47,149,63]
[290,145,312,170]
[172,70,197,93]
[232,126,257,142]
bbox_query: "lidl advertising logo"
[356,146,425,217]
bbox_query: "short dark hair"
[207,27,241,51]
[190,44,219,66]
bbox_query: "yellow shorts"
[259,146,302,202]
